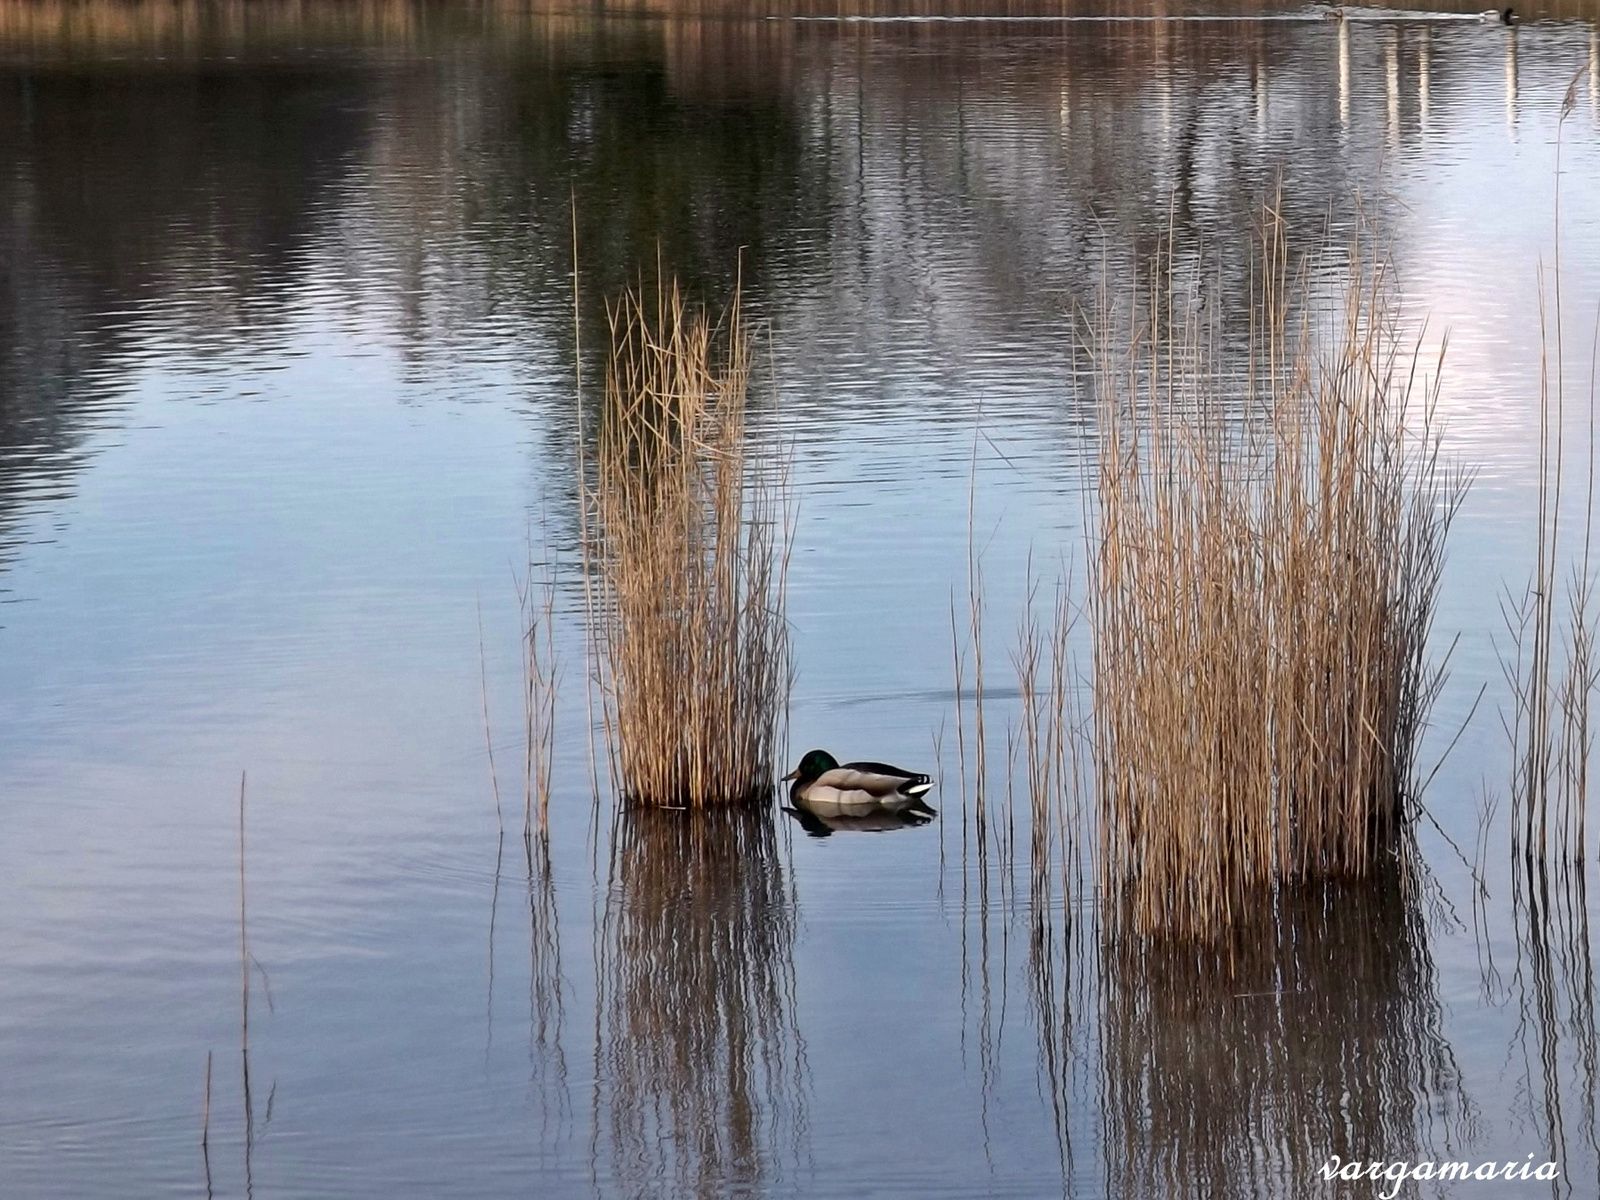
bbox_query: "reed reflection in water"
[1479,854,1600,1191]
[593,804,808,1197]
[1100,870,1471,1200]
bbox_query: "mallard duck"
[782,749,933,816]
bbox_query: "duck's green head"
[784,749,839,784]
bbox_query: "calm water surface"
[5,2,1600,1196]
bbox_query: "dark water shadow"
[592,802,810,1197]
[1099,870,1473,1200]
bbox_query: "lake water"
[5,2,1600,1196]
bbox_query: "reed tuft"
[583,279,790,808]
[1089,209,1466,941]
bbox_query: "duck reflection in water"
[781,748,937,835]
[783,799,936,837]
[594,802,806,1196]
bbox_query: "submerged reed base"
[583,280,790,808]
[1090,211,1467,941]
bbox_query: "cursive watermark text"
[1319,1155,1558,1199]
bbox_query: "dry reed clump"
[582,280,790,809]
[1089,209,1467,941]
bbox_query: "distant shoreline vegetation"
[4,0,1597,49]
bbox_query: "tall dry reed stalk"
[1089,208,1466,941]
[582,280,790,808]
[516,557,559,842]
[200,1049,213,1197]
[1505,76,1599,871]
[951,514,1095,1161]
[1495,82,1600,1178]
[1014,571,1089,924]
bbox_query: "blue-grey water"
[4,2,1600,1196]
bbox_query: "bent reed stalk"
[1089,208,1466,942]
[583,278,789,809]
